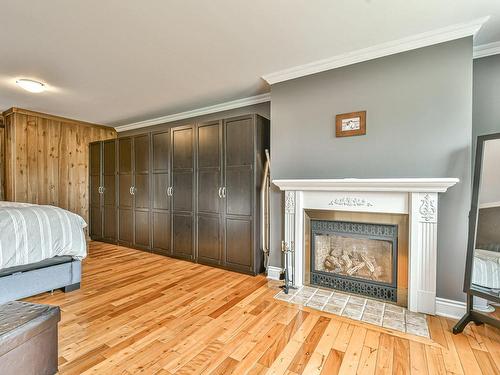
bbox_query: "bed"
[0,202,87,304]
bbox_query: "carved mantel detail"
[419,193,437,223]
[329,196,373,207]
[285,191,295,213]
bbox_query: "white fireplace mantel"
[273,178,459,192]
[273,178,459,315]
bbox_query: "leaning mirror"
[454,133,500,334]
[473,137,500,301]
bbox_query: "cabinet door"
[172,213,193,258]
[197,121,222,265]
[118,138,133,245]
[152,131,170,253]
[89,142,102,240]
[171,126,194,259]
[153,212,170,254]
[102,140,116,242]
[172,172,193,211]
[225,217,252,269]
[133,134,150,249]
[223,117,255,272]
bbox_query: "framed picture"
[335,111,366,137]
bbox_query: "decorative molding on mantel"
[114,93,271,132]
[473,41,500,59]
[262,17,489,85]
[272,178,459,193]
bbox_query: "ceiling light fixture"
[16,79,46,93]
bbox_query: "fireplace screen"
[310,220,398,301]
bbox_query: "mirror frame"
[454,132,500,334]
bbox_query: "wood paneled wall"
[2,107,116,226]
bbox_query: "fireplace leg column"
[284,190,302,288]
[409,192,438,315]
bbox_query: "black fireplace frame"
[310,220,398,302]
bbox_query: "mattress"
[0,202,87,270]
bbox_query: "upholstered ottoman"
[0,301,60,375]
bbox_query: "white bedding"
[0,201,87,270]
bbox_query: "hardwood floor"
[27,242,500,375]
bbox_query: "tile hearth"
[274,286,430,338]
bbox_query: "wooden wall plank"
[37,117,49,205]
[4,114,14,200]
[48,120,61,206]
[26,115,38,203]
[2,108,116,227]
[15,114,29,202]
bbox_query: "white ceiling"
[1,0,499,126]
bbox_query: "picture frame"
[335,111,366,137]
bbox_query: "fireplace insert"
[310,220,398,301]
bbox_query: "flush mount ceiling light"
[16,79,46,93]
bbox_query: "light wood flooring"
[27,242,500,375]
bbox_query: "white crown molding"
[115,93,271,132]
[473,41,500,59]
[272,178,459,193]
[435,297,466,319]
[262,17,489,85]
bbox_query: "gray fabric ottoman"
[0,301,60,375]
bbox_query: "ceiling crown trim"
[115,93,271,132]
[473,41,500,59]
[262,17,489,85]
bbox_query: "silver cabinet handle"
[98,187,102,194]
[130,186,135,195]
[218,187,222,198]
[170,186,174,196]
[101,186,106,193]
[167,186,173,196]
[222,187,226,198]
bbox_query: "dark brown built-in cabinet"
[89,114,269,275]
[151,131,170,254]
[116,135,151,249]
[171,125,195,260]
[89,139,117,242]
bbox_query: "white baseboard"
[435,297,466,319]
[267,266,282,280]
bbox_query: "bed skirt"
[0,260,81,304]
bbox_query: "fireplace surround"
[273,178,459,315]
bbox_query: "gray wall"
[473,54,500,145]
[269,38,473,302]
[119,102,270,136]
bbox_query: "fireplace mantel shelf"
[272,178,459,192]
